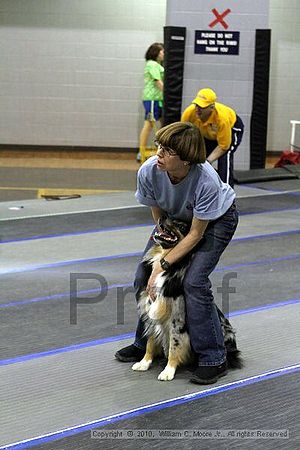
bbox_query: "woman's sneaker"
[115,344,145,362]
[190,361,228,385]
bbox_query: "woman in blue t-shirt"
[116,122,239,384]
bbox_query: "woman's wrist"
[153,260,164,272]
[160,257,171,271]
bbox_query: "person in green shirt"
[138,43,164,162]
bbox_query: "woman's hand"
[146,261,164,301]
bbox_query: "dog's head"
[153,216,190,249]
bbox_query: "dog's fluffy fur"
[132,216,242,381]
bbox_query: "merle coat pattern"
[132,217,242,381]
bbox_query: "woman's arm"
[162,217,208,264]
[151,206,164,224]
[206,145,228,164]
[147,216,209,299]
[155,79,164,92]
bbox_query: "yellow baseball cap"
[192,88,217,108]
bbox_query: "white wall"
[267,0,300,152]
[166,0,269,170]
[1,0,299,156]
[0,0,166,148]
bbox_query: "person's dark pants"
[205,115,244,187]
[133,202,239,366]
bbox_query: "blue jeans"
[133,202,239,366]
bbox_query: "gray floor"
[0,166,138,202]
[0,181,300,449]
[36,371,299,450]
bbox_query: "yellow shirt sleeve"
[181,105,195,122]
[214,103,236,150]
[181,102,235,150]
[217,119,232,150]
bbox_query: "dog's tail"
[217,307,244,369]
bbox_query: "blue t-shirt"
[135,156,235,222]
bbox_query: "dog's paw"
[132,359,152,371]
[158,366,176,381]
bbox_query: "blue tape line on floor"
[1,204,300,244]
[0,223,154,244]
[1,229,300,275]
[2,363,300,450]
[1,297,299,367]
[1,251,300,309]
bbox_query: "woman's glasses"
[154,140,177,157]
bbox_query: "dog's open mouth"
[153,228,179,246]
[152,217,190,248]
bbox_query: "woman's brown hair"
[155,121,206,164]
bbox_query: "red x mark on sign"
[209,8,231,30]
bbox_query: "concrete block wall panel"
[0,0,166,147]
[166,0,269,170]
[267,0,300,152]
[1,1,297,155]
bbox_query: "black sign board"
[195,30,240,55]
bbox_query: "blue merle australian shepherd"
[132,216,242,381]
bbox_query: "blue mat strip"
[2,363,300,450]
[1,297,299,367]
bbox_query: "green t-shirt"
[142,60,164,102]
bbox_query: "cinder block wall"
[166,0,269,170]
[1,1,298,157]
[0,0,166,148]
[268,0,300,152]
